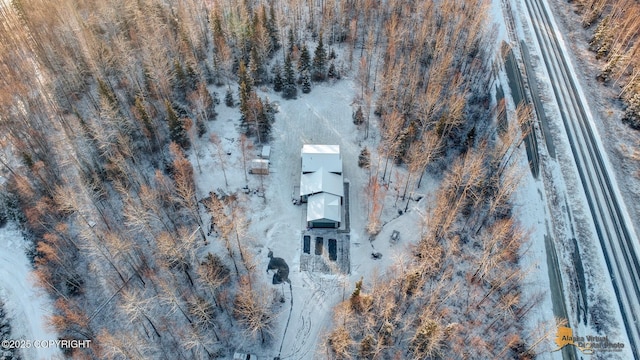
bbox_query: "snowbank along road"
[523,0,640,356]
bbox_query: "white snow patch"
[0,223,62,360]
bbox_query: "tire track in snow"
[280,272,329,360]
[289,287,324,360]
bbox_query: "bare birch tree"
[233,276,276,344]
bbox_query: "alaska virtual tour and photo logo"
[553,326,626,354]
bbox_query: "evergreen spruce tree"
[623,93,640,129]
[288,28,296,53]
[272,62,283,92]
[258,97,276,142]
[358,147,370,168]
[257,98,269,142]
[313,34,327,81]
[238,61,253,116]
[298,44,311,73]
[225,87,235,107]
[239,81,251,122]
[204,87,218,121]
[237,61,253,94]
[142,66,154,96]
[327,62,337,79]
[211,57,223,86]
[264,97,277,119]
[165,100,190,149]
[134,95,161,151]
[196,118,207,137]
[173,60,187,99]
[301,71,311,94]
[134,95,154,137]
[0,204,6,232]
[267,2,281,53]
[185,63,199,92]
[249,46,264,85]
[283,54,297,100]
[231,56,240,76]
[353,106,364,125]
[97,78,117,106]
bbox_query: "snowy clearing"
[192,78,395,358]
[0,223,62,360]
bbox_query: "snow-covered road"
[503,0,640,356]
[0,223,61,360]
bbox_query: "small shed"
[260,145,271,159]
[249,159,269,175]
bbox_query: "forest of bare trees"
[328,102,541,358]
[571,0,640,129]
[0,0,287,357]
[318,0,543,356]
[0,0,535,358]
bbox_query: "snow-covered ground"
[191,78,382,358]
[0,223,62,360]
[190,50,571,359]
[2,0,632,357]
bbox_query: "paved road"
[523,0,640,357]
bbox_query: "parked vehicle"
[390,230,400,244]
[233,352,258,360]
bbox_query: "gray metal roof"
[306,193,341,223]
[301,145,342,174]
[299,169,344,197]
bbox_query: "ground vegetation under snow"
[0,299,20,360]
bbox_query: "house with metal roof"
[300,145,344,228]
